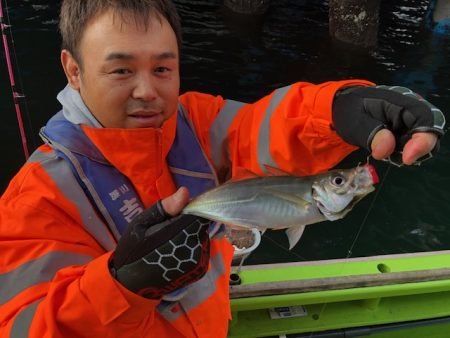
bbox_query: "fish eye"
[332,175,345,186]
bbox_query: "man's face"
[62,10,180,128]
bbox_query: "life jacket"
[40,105,219,237]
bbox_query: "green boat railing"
[228,250,450,338]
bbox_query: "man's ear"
[61,49,81,90]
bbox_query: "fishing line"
[308,162,392,336]
[346,164,391,258]
[1,0,32,159]
[262,233,308,261]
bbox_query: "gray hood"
[57,85,103,128]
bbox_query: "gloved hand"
[109,189,212,299]
[332,85,446,166]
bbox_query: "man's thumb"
[161,187,190,216]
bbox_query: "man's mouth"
[127,110,164,127]
[128,110,161,118]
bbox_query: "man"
[0,0,445,337]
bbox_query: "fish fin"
[286,225,306,250]
[263,164,290,176]
[231,166,260,182]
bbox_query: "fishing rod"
[1,0,30,159]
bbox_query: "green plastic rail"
[228,250,450,338]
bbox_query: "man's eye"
[112,69,131,75]
[155,67,169,74]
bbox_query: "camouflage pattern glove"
[332,85,446,165]
[110,201,211,299]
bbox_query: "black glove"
[110,200,211,299]
[332,85,446,165]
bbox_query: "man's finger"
[370,128,396,160]
[161,187,190,216]
[402,132,438,165]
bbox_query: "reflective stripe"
[210,100,245,172]
[27,149,52,164]
[10,299,43,338]
[376,85,446,130]
[168,166,215,180]
[40,154,117,250]
[432,107,446,129]
[257,85,291,173]
[157,252,226,321]
[0,251,93,304]
[51,140,119,231]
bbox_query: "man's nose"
[132,73,157,101]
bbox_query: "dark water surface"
[1,0,449,263]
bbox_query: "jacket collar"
[56,84,177,201]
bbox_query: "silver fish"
[183,165,379,249]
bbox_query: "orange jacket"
[0,80,372,337]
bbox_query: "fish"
[182,164,379,249]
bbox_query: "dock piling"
[329,0,381,48]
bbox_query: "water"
[1,0,449,264]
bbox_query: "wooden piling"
[329,0,381,48]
